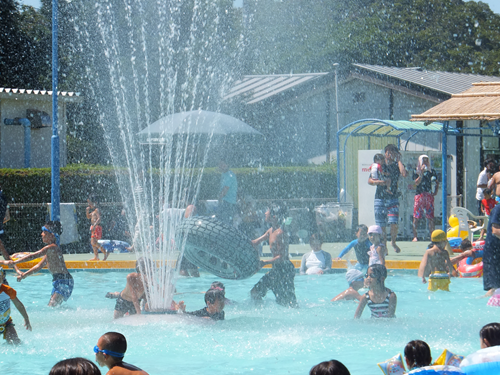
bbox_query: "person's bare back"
[418,245,455,282]
[488,171,500,197]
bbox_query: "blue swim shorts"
[386,198,399,225]
[374,199,387,227]
[52,274,74,301]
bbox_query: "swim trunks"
[413,192,434,219]
[52,273,74,301]
[428,272,450,292]
[0,317,13,340]
[91,225,103,239]
[252,261,297,308]
[386,198,400,225]
[374,198,387,227]
[114,295,137,315]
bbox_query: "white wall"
[0,97,67,168]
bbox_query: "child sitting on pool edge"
[0,268,32,344]
[185,287,225,320]
[354,264,397,319]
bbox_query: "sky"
[18,0,500,13]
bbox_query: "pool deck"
[3,240,429,271]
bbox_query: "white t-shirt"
[305,251,326,275]
[476,168,489,201]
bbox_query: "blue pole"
[51,0,60,222]
[442,121,448,231]
[19,119,31,168]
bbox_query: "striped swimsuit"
[365,288,393,318]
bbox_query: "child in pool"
[480,322,500,348]
[309,359,350,375]
[185,288,225,321]
[331,269,365,302]
[404,340,432,371]
[9,221,74,307]
[418,230,457,291]
[354,264,396,318]
[367,225,386,267]
[0,268,32,344]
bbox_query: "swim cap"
[431,230,447,242]
[345,269,364,285]
[368,225,382,235]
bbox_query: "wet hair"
[357,224,368,233]
[384,144,399,154]
[49,358,101,375]
[483,188,492,196]
[135,257,152,273]
[45,221,63,235]
[404,340,432,369]
[205,288,224,305]
[367,264,387,281]
[309,360,350,375]
[460,239,473,251]
[210,281,225,292]
[310,233,323,244]
[100,332,127,360]
[373,153,385,163]
[480,322,500,347]
[484,158,495,168]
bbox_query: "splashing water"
[67,0,242,310]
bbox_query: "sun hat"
[367,225,382,235]
[431,230,447,242]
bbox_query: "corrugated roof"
[339,119,443,137]
[0,88,83,102]
[411,82,500,121]
[354,64,500,95]
[223,73,329,104]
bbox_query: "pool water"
[0,270,496,375]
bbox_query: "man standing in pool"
[9,221,74,307]
[250,205,298,308]
[87,195,108,261]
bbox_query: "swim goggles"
[42,226,54,234]
[42,226,60,246]
[93,345,125,358]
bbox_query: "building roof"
[353,64,500,95]
[0,88,83,102]
[411,82,500,121]
[339,119,443,138]
[223,73,329,104]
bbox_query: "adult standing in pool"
[251,205,298,308]
[217,159,238,225]
[483,204,500,296]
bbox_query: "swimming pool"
[1,270,495,375]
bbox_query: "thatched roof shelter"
[411,82,500,122]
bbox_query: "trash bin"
[314,202,353,242]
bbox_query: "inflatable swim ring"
[457,240,484,278]
[408,365,463,374]
[175,216,260,280]
[97,240,130,253]
[460,346,500,374]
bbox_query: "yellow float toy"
[446,215,468,239]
